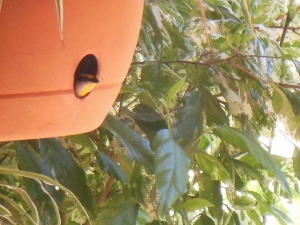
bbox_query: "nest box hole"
[74,54,99,99]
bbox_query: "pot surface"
[0,0,143,140]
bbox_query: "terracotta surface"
[0,1,143,141]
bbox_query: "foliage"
[1,0,300,224]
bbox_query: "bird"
[74,73,99,98]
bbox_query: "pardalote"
[74,73,99,98]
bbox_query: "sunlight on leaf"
[249,191,292,225]
[182,198,214,212]
[195,151,230,182]
[215,125,291,195]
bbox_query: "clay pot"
[0,0,143,141]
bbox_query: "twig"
[280,11,293,47]
[266,26,300,31]
[131,54,300,90]
[98,176,115,206]
[229,60,300,90]
[242,0,254,37]
[198,0,215,61]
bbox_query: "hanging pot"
[0,0,143,141]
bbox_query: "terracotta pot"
[0,1,143,141]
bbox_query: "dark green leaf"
[132,104,167,141]
[96,152,127,184]
[172,91,205,139]
[133,104,164,122]
[102,114,155,174]
[97,195,138,225]
[15,142,61,224]
[214,125,291,195]
[146,220,168,225]
[130,165,146,203]
[200,87,228,125]
[194,214,215,225]
[38,139,94,214]
[153,129,190,213]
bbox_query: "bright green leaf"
[67,134,96,149]
[195,151,230,182]
[183,198,214,212]
[167,75,187,101]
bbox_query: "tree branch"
[97,176,115,206]
[131,54,300,90]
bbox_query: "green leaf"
[183,198,214,212]
[0,193,36,225]
[245,210,263,225]
[272,83,300,138]
[249,191,292,225]
[172,91,205,139]
[195,151,230,182]
[15,142,62,224]
[120,84,148,94]
[293,148,300,180]
[281,88,300,116]
[67,134,96,149]
[38,139,94,215]
[167,75,187,101]
[232,195,256,210]
[200,87,228,125]
[214,125,291,195]
[130,165,146,203]
[233,159,264,181]
[102,114,155,174]
[0,168,90,224]
[132,104,167,141]
[97,195,138,225]
[146,220,168,225]
[96,152,127,184]
[153,129,190,213]
[0,183,39,224]
[194,214,215,225]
